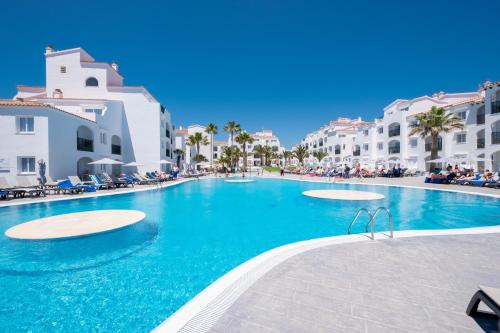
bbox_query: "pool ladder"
[347,207,393,240]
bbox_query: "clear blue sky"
[1,0,499,148]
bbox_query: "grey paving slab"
[209,234,500,332]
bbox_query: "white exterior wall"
[5,46,174,177]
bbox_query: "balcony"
[492,101,500,115]
[353,150,361,156]
[111,144,121,155]
[492,131,500,144]
[77,138,93,152]
[477,114,485,125]
[388,147,400,154]
[477,138,485,149]
[388,128,400,137]
[335,149,340,155]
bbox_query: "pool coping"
[0,178,194,208]
[154,225,500,333]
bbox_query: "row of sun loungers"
[425,172,500,188]
[0,171,178,200]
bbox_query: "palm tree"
[263,146,273,166]
[221,146,241,172]
[283,150,293,167]
[313,151,328,163]
[173,149,184,168]
[224,121,241,146]
[252,144,266,167]
[187,132,209,165]
[409,106,464,171]
[205,123,218,169]
[293,145,309,165]
[235,132,254,172]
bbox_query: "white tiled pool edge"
[153,225,500,333]
[0,178,194,208]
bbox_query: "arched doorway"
[77,157,93,179]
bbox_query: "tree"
[252,144,266,167]
[221,146,241,172]
[263,146,273,166]
[283,150,293,167]
[409,106,464,171]
[186,132,209,165]
[224,121,241,146]
[173,149,184,168]
[293,145,309,165]
[205,123,218,169]
[235,132,254,172]
[313,151,328,163]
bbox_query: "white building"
[230,129,286,167]
[299,82,500,172]
[0,46,174,181]
[174,125,213,169]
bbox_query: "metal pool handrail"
[348,208,374,239]
[364,206,393,239]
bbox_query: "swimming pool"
[0,178,499,332]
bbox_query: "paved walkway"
[209,234,500,332]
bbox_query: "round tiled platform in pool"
[302,189,385,201]
[5,210,146,240]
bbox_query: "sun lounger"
[110,174,133,188]
[58,179,83,194]
[466,285,500,331]
[67,176,96,192]
[89,174,114,190]
[0,177,27,198]
[15,176,46,198]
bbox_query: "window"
[457,111,467,120]
[363,130,369,136]
[377,142,383,150]
[85,77,99,87]
[85,108,103,115]
[409,138,418,148]
[20,157,35,174]
[19,117,34,133]
[60,66,66,73]
[100,133,107,145]
[363,144,369,151]
[377,127,383,134]
[457,133,466,144]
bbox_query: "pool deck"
[0,178,193,208]
[208,233,500,333]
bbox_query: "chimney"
[111,61,119,72]
[45,45,54,54]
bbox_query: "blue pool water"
[0,178,499,332]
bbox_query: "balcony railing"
[388,147,400,154]
[388,128,400,137]
[77,138,93,152]
[477,138,485,149]
[476,114,485,125]
[492,101,500,115]
[111,144,121,155]
[492,131,500,144]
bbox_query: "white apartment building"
[232,130,286,167]
[299,81,500,172]
[0,46,174,180]
[175,125,214,169]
